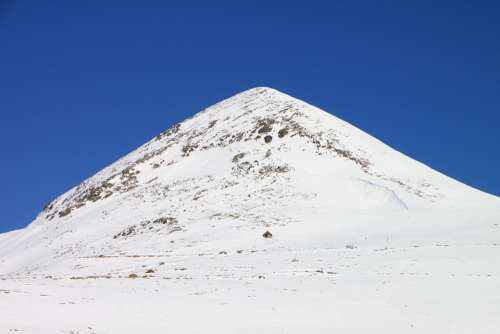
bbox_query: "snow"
[0,87,499,333]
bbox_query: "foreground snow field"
[1,88,499,333]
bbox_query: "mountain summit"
[1,88,499,333]
[37,87,500,217]
[1,86,498,271]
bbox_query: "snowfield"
[1,87,499,333]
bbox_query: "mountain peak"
[1,87,497,276]
[34,87,497,227]
[234,86,287,96]
[1,86,498,333]
[201,86,314,121]
[28,87,496,232]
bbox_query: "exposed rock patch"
[113,217,181,240]
[156,123,181,141]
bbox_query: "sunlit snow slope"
[0,88,498,334]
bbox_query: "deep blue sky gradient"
[1,0,499,233]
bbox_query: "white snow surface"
[0,87,499,333]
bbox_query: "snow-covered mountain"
[1,87,498,334]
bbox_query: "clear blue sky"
[1,0,499,233]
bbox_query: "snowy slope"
[0,87,499,333]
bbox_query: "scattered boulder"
[153,217,178,225]
[58,208,72,218]
[259,164,290,176]
[156,123,181,140]
[113,225,136,239]
[208,120,217,128]
[232,152,246,163]
[264,135,273,143]
[256,118,274,134]
[258,124,273,134]
[182,143,198,156]
[43,202,54,212]
[278,128,289,138]
[263,231,273,239]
